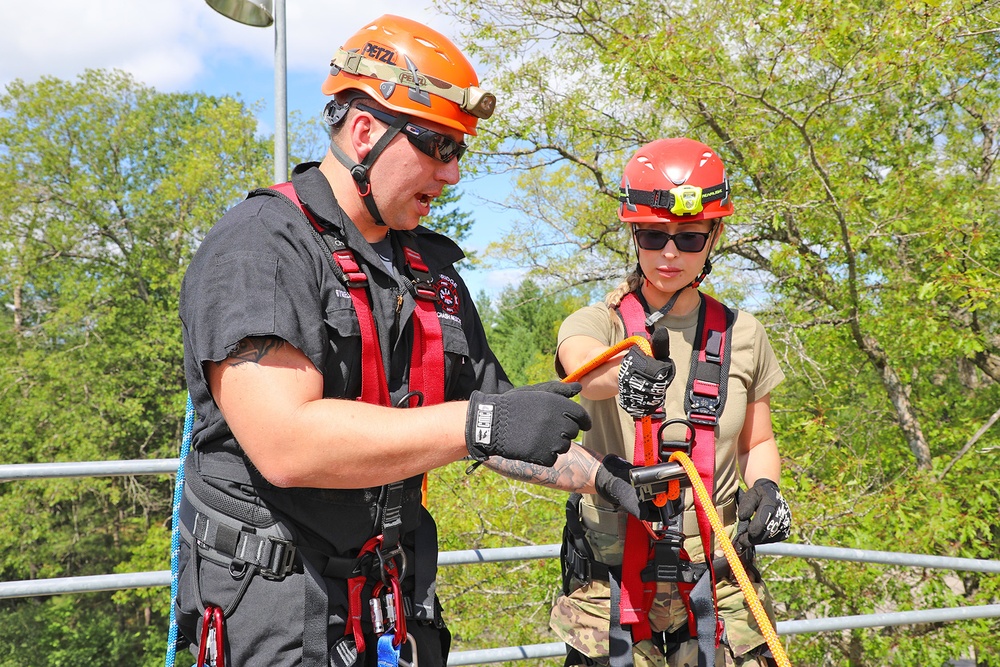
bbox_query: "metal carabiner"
[196,605,225,667]
[377,543,408,584]
[371,568,408,648]
[394,391,424,409]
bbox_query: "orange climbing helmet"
[618,138,733,224]
[322,14,495,135]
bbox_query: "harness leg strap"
[688,569,717,667]
[607,566,634,667]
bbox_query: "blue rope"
[165,394,195,667]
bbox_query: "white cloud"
[1,0,466,93]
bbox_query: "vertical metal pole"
[273,0,288,183]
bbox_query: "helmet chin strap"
[328,111,410,227]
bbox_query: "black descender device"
[629,418,696,504]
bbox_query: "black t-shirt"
[178,163,510,559]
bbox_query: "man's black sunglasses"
[357,104,467,163]
[633,229,712,253]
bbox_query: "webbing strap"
[617,293,659,642]
[343,250,393,406]
[398,242,444,407]
[690,566,718,667]
[608,566,635,667]
[687,295,729,563]
[271,181,392,406]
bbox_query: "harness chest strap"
[615,292,731,649]
[269,181,445,407]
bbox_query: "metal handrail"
[0,458,180,482]
[4,460,1000,664]
[5,541,999,601]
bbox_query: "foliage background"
[2,0,1000,663]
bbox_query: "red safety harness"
[270,181,445,410]
[271,181,446,653]
[613,291,732,666]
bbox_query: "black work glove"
[595,454,650,521]
[466,381,592,467]
[735,479,792,553]
[617,328,674,418]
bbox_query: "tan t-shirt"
[557,295,784,514]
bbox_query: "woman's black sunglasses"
[633,229,712,253]
[357,104,467,163]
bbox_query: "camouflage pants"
[550,574,776,667]
[550,519,778,667]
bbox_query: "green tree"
[479,278,589,385]
[438,0,1000,663]
[0,69,269,666]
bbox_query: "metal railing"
[3,459,999,665]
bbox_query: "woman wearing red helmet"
[549,138,791,666]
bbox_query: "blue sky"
[0,0,524,297]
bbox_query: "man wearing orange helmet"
[174,15,591,667]
[543,138,791,666]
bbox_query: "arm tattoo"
[484,445,603,492]
[224,336,286,367]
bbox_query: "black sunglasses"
[357,104,467,163]
[633,229,712,253]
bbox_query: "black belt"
[180,484,298,581]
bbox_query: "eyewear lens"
[634,229,711,253]
[359,104,467,163]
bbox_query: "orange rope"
[563,336,790,665]
[562,336,672,500]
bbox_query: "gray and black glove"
[595,454,650,521]
[617,328,674,418]
[735,478,792,552]
[466,381,592,467]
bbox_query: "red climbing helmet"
[618,138,733,224]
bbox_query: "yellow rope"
[669,451,791,667]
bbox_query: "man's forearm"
[484,443,602,493]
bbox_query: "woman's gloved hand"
[735,478,792,552]
[617,328,674,418]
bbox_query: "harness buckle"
[650,188,675,209]
[687,407,720,426]
[412,280,440,301]
[260,537,297,581]
[687,388,721,426]
[332,249,368,285]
